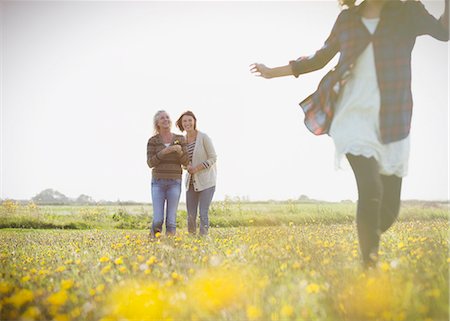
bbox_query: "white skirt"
[329,43,410,177]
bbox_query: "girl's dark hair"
[339,0,356,8]
[176,110,197,132]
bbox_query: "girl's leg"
[151,179,166,237]
[198,186,215,235]
[186,187,200,234]
[379,175,402,233]
[165,179,182,236]
[346,154,383,267]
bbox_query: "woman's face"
[181,115,196,132]
[157,112,171,130]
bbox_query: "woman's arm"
[251,12,343,79]
[410,0,449,41]
[147,139,178,168]
[188,134,217,174]
[442,0,449,33]
[147,139,163,168]
[250,64,293,79]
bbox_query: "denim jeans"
[186,185,215,235]
[151,178,182,236]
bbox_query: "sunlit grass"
[0,216,448,320]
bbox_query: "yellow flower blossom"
[187,268,250,312]
[281,304,294,317]
[0,281,12,294]
[55,266,66,273]
[380,262,390,272]
[21,275,31,283]
[21,306,41,320]
[5,289,34,308]
[54,314,69,321]
[246,305,262,320]
[306,283,320,294]
[61,279,74,290]
[101,281,166,320]
[101,264,112,275]
[171,272,183,281]
[146,256,157,266]
[47,290,68,307]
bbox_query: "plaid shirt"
[290,0,449,144]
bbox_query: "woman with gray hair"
[147,110,189,237]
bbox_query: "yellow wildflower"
[0,281,12,294]
[146,256,157,266]
[306,283,320,294]
[5,289,34,308]
[21,275,31,282]
[55,266,66,273]
[246,305,262,320]
[281,304,294,317]
[61,279,74,290]
[101,281,166,320]
[47,290,68,307]
[99,256,110,263]
[21,306,41,320]
[54,314,69,321]
[101,265,112,275]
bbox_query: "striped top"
[147,134,189,179]
[187,141,211,169]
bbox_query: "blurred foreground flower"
[100,281,166,321]
[337,273,407,320]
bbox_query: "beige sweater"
[186,131,217,191]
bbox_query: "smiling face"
[154,110,172,133]
[181,115,196,132]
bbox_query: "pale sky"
[1,1,448,202]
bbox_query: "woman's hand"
[250,63,273,79]
[172,145,182,155]
[187,164,201,175]
[162,145,181,155]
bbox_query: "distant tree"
[32,189,70,205]
[298,194,310,201]
[76,194,95,205]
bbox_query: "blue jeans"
[186,185,215,235]
[151,178,182,236]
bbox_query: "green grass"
[0,201,448,230]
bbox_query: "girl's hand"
[250,63,273,79]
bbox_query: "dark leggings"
[346,154,402,266]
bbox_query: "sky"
[1,0,448,203]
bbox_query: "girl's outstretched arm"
[249,63,293,79]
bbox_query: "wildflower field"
[0,201,448,321]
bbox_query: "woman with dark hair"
[250,0,448,267]
[147,110,189,237]
[176,111,217,236]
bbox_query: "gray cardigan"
[185,131,217,191]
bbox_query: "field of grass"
[0,201,449,321]
[0,199,447,230]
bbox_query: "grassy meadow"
[0,200,448,321]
